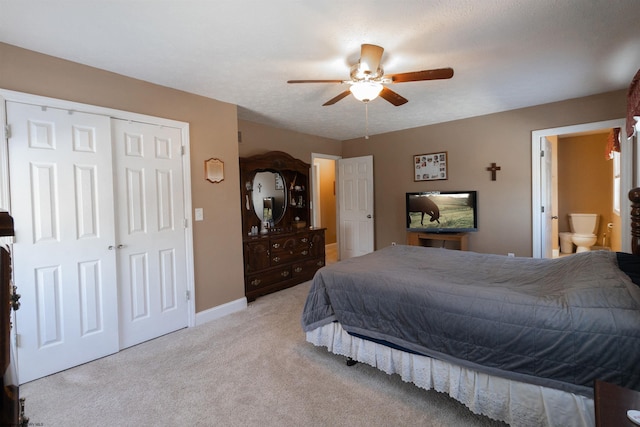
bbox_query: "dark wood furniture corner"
[0,212,28,426]
[240,151,325,301]
[594,190,640,427]
[595,380,640,427]
[630,187,640,256]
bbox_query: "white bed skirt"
[306,322,594,427]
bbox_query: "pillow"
[616,252,640,286]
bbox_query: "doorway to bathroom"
[531,118,631,259]
[311,153,340,264]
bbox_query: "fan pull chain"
[365,102,370,140]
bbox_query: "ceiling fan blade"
[287,79,344,84]
[323,90,352,106]
[386,67,454,83]
[379,87,408,106]
[360,44,384,73]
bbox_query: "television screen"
[406,191,478,233]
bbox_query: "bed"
[301,194,640,426]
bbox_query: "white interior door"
[337,155,374,259]
[7,102,119,383]
[541,137,554,258]
[112,119,188,349]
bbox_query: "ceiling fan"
[287,44,454,106]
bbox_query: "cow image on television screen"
[406,191,477,233]
[408,195,440,225]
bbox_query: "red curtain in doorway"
[605,128,620,159]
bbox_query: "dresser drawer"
[270,235,299,251]
[243,239,271,273]
[271,247,311,265]
[308,230,325,257]
[271,234,310,265]
[245,266,292,290]
[292,258,325,279]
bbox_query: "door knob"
[367,214,372,219]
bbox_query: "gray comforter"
[301,245,640,396]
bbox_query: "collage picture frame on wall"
[414,151,448,181]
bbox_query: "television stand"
[406,231,468,251]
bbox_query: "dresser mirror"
[251,171,286,225]
[239,151,312,236]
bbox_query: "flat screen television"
[406,191,478,233]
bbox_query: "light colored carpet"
[21,281,507,426]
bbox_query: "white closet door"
[7,102,119,383]
[112,119,188,349]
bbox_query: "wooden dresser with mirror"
[239,151,325,301]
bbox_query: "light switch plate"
[194,208,204,221]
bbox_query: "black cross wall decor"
[486,163,501,181]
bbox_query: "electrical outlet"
[508,252,515,257]
[194,208,204,221]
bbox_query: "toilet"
[569,213,598,253]
[559,232,574,254]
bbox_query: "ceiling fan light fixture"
[350,81,383,102]
[350,63,384,81]
[287,44,453,108]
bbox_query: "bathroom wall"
[557,132,617,249]
[316,158,337,244]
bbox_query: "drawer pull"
[250,279,262,286]
[316,260,324,266]
[301,238,308,243]
[281,271,290,277]
[301,250,308,256]
[272,243,280,249]
[294,267,303,273]
[273,256,280,263]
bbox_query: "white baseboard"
[195,296,247,326]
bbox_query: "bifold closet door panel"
[111,119,189,349]
[7,101,119,384]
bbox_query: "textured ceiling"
[1,0,639,141]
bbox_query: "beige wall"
[237,120,341,163]
[0,42,245,312]
[342,90,626,257]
